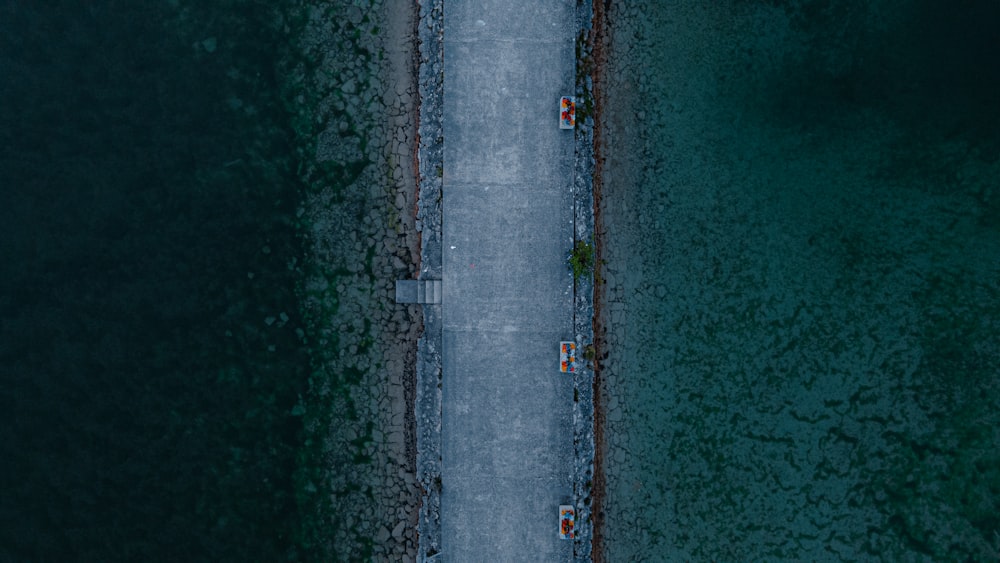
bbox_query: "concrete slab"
[397,280,420,303]
[443,185,572,332]
[445,1,571,42]
[443,44,572,186]
[440,0,578,560]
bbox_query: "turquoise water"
[597,2,1000,560]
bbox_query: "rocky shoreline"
[571,2,598,563]
[294,1,427,559]
[587,1,609,560]
[412,0,445,560]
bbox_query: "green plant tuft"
[568,239,595,280]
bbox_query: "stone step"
[427,279,442,304]
[395,279,442,304]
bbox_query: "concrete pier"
[439,1,577,560]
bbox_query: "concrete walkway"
[440,1,577,560]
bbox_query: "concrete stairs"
[395,279,442,304]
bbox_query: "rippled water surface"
[0,1,418,560]
[597,2,1000,560]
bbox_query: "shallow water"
[597,2,1000,560]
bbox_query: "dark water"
[0,2,395,560]
[598,1,1000,560]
